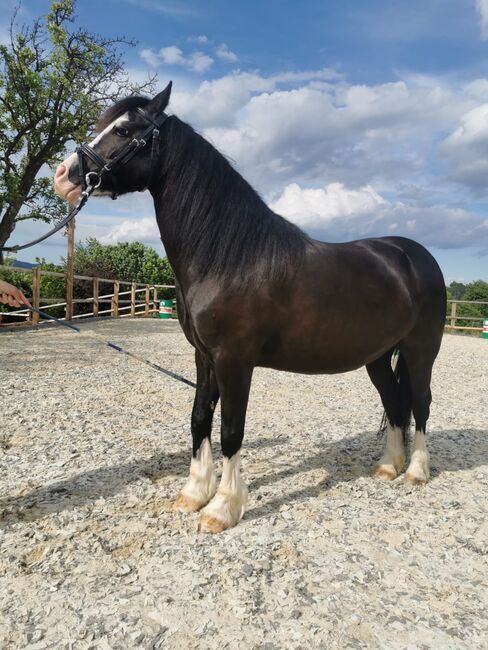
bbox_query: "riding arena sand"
[0,319,487,649]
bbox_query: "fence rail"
[445,299,487,333]
[0,264,175,327]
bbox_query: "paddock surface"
[0,319,487,649]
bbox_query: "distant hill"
[11,260,38,269]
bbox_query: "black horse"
[54,83,446,533]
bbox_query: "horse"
[54,83,446,533]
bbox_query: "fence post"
[145,285,150,316]
[112,281,119,318]
[450,301,457,328]
[130,283,136,317]
[93,278,99,317]
[31,267,41,325]
[152,286,158,314]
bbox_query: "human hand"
[0,279,31,308]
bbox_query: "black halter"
[0,108,169,253]
[76,107,169,200]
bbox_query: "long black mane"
[99,96,310,284]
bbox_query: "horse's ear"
[148,81,172,115]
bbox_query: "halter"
[76,107,170,200]
[0,107,169,253]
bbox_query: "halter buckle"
[85,171,101,189]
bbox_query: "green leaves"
[71,238,175,286]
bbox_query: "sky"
[3,0,488,282]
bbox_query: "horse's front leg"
[174,350,219,512]
[198,356,253,533]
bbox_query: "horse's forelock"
[95,96,151,132]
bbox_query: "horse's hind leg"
[174,350,219,512]
[400,345,435,485]
[366,350,410,480]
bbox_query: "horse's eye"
[114,126,129,137]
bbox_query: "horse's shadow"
[245,428,488,521]
[1,428,486,529]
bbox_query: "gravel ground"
[0,318,487,649]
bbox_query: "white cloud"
[187,75,466,194]
[440,103,488,191]
[271,182,488,249]
[189,35,209,44]
[216,43,238,63]
[188,52,214,73]
[100,217,160,245]
[140,45,213,72]
[171,68,342,128]
[159,45,186,66]
[475,0,488,38]
[271,182,386,227]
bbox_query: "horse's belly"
[257,318,410,374]
[257,347,367,374]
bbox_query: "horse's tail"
[378,349,412,444]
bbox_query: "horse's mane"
[99,95,310,284]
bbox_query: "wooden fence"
[445,300,487,333]
[0,264,175,327]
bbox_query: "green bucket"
[159,299,173,319]
[483,319,488,340]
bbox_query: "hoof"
[198,513,227,534]
[405,472,428,486]
[173,493,204,513]
[374,465,397,481]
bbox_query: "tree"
[71,238,175,286]
[463,280,488,302]
[0,0,154,260]
[447,281,466,300]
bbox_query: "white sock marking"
[377,421,405,476]
[406,430,430,482]
[201,451,248,528]
[180,438,216,507]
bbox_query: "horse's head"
[54,82,172,203]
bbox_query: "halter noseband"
[76,107,170,199]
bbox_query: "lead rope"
[22,304,197,389]
[0,184,96,253]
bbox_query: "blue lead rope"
[22,304,197,389]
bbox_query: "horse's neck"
[150,119,270,287]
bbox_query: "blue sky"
[3,0,488,282]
